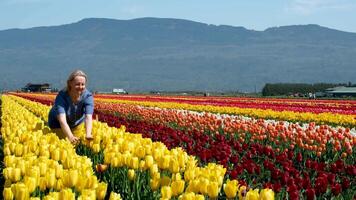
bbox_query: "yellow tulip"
[78,189,96,200]
[39,162,47,176]
[96,182,108,200]
[68,169,79,187]
[145,155,154,168]
[86,176,98,189]
[46,169,56,188]
[15,144,23,157]
[139,160,146,170]
[150,178,160,191]
[150,164,159,176]
[92,143,101,153]
[195,194,205,200]
[4,155,16,167]
[159,155,170,169]
[161,186,172,199]
[246,189,259,200]
[24,176,37,193]
[39,177,47,191]
[171,180,185,196]
[3,187,14,200]
[198,178,209,194]
[11,167,21,182]
[109,191,122,200]
[169,159,180,173]
[223,180,239,199]
[172,173,182,181]
[130,157,139,169]
[183,169,195,182]
[51,149,60,161]
[14,184,29,200]
[3,146,11,156]
[207,181,219,199]
[55,179,64,191]
[260,188,275,200]
[128,169,136,181]
[60,149,68,162]
[135,146,146,158]
[59,189,75,200]
[55,164,63,179]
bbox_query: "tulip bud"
[39,162,47,177]
[39,177,47,191]
[145,155,154,168]
[150,178,160,191]
[92,143,101,153]
[130,157,139,170]
[24,176,37,193]
[109,191,122,200]
[68,169,78,187]
[55,179,64,191]
[246,189,260,200]
[171,180,185,196]
[46,169,56,188]
[96,164,108,173]
[15,144,23,157]
[11,167,21,182]
[169,159,180,173]
[207,181,219,199]
[4,155,16,167]
[135,146,146,158]
[51,149,60,161]
[159,155,170,169]
[59,188,75,200]
[128,169,136,181]
[3,187,14,200]
[96,182,108,200]
[161,186,172,199]
[13,183,29,200]
[139,160,146,170]
[224,180,239,199]
[260,188,275,200]
[79,189,96,200]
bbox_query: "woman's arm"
[85,114,93,140]
[57,113,79,144]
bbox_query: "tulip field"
[1,93,355,200]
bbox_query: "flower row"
[5,95,275,199]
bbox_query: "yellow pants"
[52,123,85,139]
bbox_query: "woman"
[48,70,94,144]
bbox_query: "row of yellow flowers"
[6,94,275,199]
[96,98,356,127]
[1,95,122,200]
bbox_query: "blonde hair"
[66,70,88,91]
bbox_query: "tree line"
[261,83,354,96]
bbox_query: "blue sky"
[1,0,356,32]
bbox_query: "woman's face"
[70,75,86,96]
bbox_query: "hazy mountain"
[0,17,355,92]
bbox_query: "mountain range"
[0,17,356,92]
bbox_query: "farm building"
[112,88,128,94]
[22,83,51,92]
[325,86,356,97]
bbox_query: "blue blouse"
[48,89,94,129]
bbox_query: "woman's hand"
[69,135,79,144]
[85,134,94,140]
